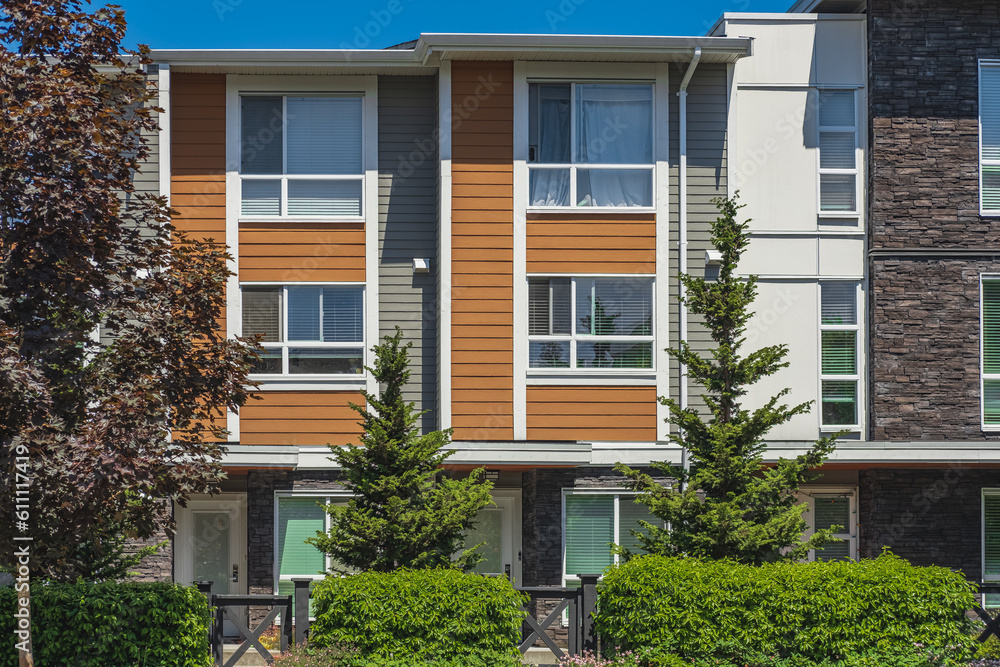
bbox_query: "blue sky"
[109,0,793,51]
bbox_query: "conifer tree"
[616,195,841,564]
[310,328,494,572]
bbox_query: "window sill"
[815,211,860,219]
[249,376,366,392]
[526,207,656,215]
[239,217,365,225]
[527,372,655,386]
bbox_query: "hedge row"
[309,568,527,660]
[1,582,211,667]
[595,553,979,665]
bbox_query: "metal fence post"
[195,582,216,665]
[579,574,600,652]
[213,597,224,666]
[291,578,312,647]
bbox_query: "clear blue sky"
[109,0,793,51]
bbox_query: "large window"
[562,491,660,584]
[984,491,1000,609]
[240,95,363,218]
[242,285,364,376]
[275,494,347,616]
[528,277,654,371]
[981,63,1000,214]
[817,90,858,214]
[820,282,860,428]
[528,83,653,208]
[983,278,1000,426]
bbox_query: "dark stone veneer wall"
[868,0,1000,439]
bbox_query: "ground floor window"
[275,493,347,616]
[800,488,857,561]
[562,490,660,585]
[983,490,1000,607]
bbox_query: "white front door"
[175,494,248,635]
[467,492,522,584]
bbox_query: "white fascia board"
[765,441,1000,464]
[296,446,343,469]
[220,445,298,468]
[448,441,592,466]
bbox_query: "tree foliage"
[309,328,494,573]
[616,195,840,564]
[0,0,259,580]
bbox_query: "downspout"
[678,47,701,488]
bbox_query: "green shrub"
[595,553,977,665]
[273,645,523,667]
[309,568,527,660]
[1,581,211,667]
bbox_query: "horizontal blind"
[813,495,850,533]
[286,97,363,175]
[565,495,614,576]
[528,278,570,335]
[818,90,855,127]
[985,281,1000,374]
[277,497,325,577]
[821,331,857,375]
[822,380,856,404]
[242,287,281,342]
[821,283,857,325]
[820,174,857,211]
[816,540,851,561]
[618,498,658,555]
[986,495,1000,577]
[287,180,362,217]
[241,97,283,174]
[985,380,1000,425]
[982,66,1000,161]
[593,279,653,336]
[819,132,855,169]
[241,180,280,216]
[984,167,1000,211]
[287,286,321,341]
[322,287,363,342]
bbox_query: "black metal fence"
[516,574,599,660]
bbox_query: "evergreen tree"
[616,195,841,564]
[309,328,494,572]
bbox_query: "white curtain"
[529,85,571,206]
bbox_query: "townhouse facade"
[124,0,1000,617]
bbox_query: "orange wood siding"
[526,214,656,274]
[239,223,365,282]
[240,391,365,446]
[451,62,514,440]
[526,387,658,442]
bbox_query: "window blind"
[277,497,325,577]
[241,180,280,217]
[618,498,658,555]
[819,132,855,169]
[286,97,363,175]
[986,494,1000,577]
[565,495,614,576]
[821,283,857,325]
[576,279,653,336]
[821,331,857,375]
[820,174,857,211]
[819,91,855,127]
[813,495,849,533]
[241,97,283,175]
[287,287,322,342]
[984,281,1000,374]
[982,66,1000,161]
[242,288,281,342]
[287,181,362,217]
[322,287,363,342]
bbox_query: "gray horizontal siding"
[378,76,439,433]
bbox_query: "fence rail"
[516,574,599,660]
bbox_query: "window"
[820,282,860,428]
[982,63,1000,214]
[242,285,364,376]
[528,83,653,208]
[802,492,856,561]
[984,491,1000,607]
[528,277,654,371]
[275,494,347,617]
[240,95,363,218]
[983,278,1000,426]
[562,491,660,584]
[817,90,858,214]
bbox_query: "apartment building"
[129,0,1000,608]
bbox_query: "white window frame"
[818,281,863,432]
[560,488,663,587]
[526,80,656,212]
[527,274,656,377]
[273,491,351,619]
[983,489,1000,587]
[799,487,858,562]
[981,275,1000,430]
[239,93,365,221]
[242,282,366,384]
[980,61,1000,216]
[816,89,860,217]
